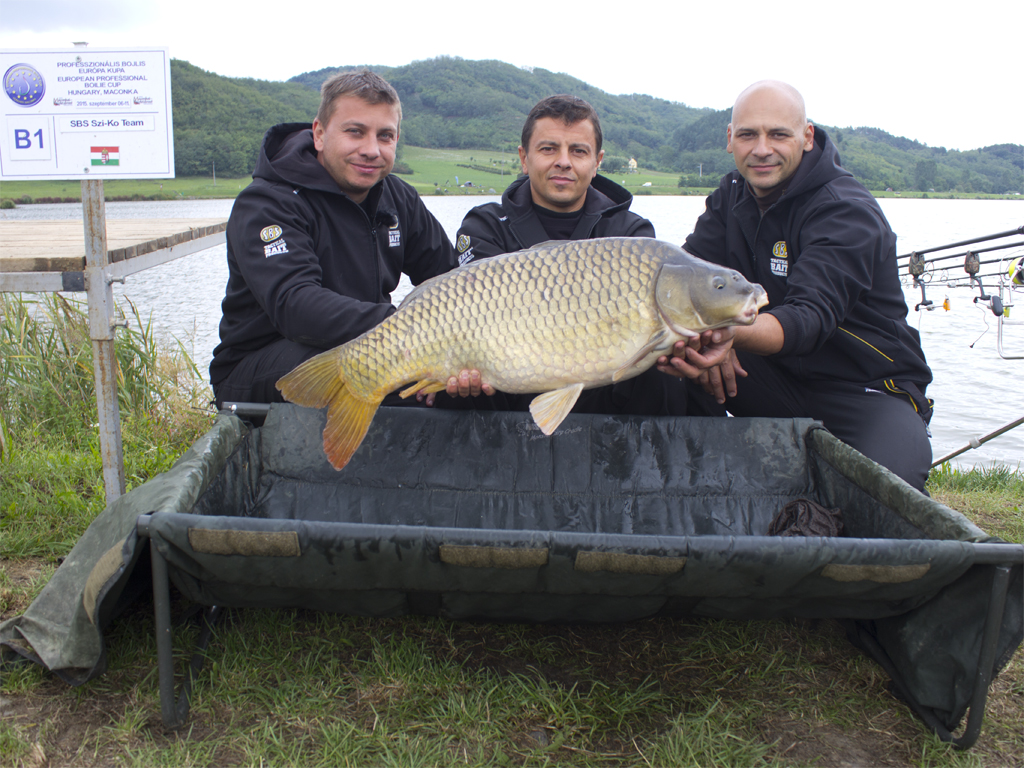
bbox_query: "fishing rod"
[905,247,1022,314]
[919,273,1022,285]
[897,225,1024,260]
[897,240,1024,267]
[931,415,1024,468]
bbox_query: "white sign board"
[0,47,174,180]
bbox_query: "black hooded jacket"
[210,123,455,386]
[455,174,654,260]
[684,128,932,415]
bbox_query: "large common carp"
[277,237,767,470]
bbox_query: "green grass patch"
[0,176,251,203]
[0,294,215,558]
[397,146,696,198]
[1,148,706,203]
[927,463,1024,542]
[3,154,1018,205]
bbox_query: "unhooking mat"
[2,404,1021,740]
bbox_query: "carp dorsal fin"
[529,383,585,435]
[612,329,670,382]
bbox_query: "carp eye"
[712,276,726,290]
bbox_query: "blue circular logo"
[4,63,46,107]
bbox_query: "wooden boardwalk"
[0,218,228,273]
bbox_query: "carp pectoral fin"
[612,330,668,382]
[276,349,381,471]
[399,379,447,399]
[529,383,585,435]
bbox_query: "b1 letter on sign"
[8,116,52,160]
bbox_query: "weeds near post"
[0,293,215,555]
[1,293,211,441]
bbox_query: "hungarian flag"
[90,146,119,166]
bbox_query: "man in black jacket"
[436,94,686,415]
[210,70,457,406]
[657,81,933,489]
[454,94,654,262]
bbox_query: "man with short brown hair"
[455,94,651,263]
[210,70,456,406]
[314,69,402,127]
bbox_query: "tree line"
[170,58,1023,193]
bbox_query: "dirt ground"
[2,556,1022,767]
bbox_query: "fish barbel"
[277,237,768,469]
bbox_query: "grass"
[0,294,213,557]
[0,176,251,203]
[395,147,700,199]
[928,463,1024,544]
[0,147,699,204]
[0,296,1021,767]
[3,148,1020,205]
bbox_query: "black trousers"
[212,338,420,410]
[684,353,933,491]
[432,366,690,417]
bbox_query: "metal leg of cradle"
[851,564,1012,750]
[150,539,222,729]
[950,564,1013,749]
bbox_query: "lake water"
[3,196,1022,470]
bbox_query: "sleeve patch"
[260,225,283,242]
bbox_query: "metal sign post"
[81,178,126,502]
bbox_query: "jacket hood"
[501,173,636,217]
[783,127,852,199]
[252,122,342,195]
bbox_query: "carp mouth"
[740,285,769,323]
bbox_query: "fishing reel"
[908,252,935,311]
[1010,256,1024,288]
[965,250,1004,316]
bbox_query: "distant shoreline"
[2,179,1021,208]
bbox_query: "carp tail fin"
[276,349,382,470]
[321,392,380,471]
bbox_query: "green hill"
[170,60,320,177]
[167,57,1022,194]
[288,58,710,167]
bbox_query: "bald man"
[658,80,934,490]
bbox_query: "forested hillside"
[291,58,709,165]
[170,57,1023,194]
[667,108,1022,193]
[171,60,319,176]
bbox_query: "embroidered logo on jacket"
[456,234,474,264]
[770,241,789,277]
[388,220,401,248]
[264,240,288,257]
[260,225,283,243]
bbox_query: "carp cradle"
[2,404,1021,748]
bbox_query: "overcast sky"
[2,0,1020,152]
